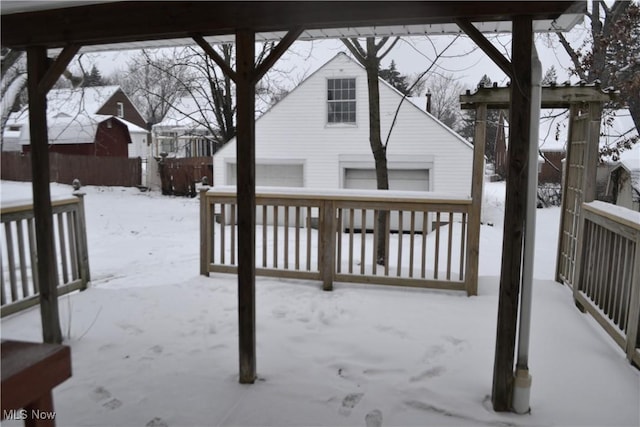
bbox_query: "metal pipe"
[512,41,541,415]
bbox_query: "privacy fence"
[200,187,479,295]
[573,201,640,366]
[159,156,214,197]
[1,152,141,187]
[1,193,90,317]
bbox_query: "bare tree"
[554,0,639,157]
[422,72,464,130]
[341,37,399,265]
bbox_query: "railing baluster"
[360,209,366,275]
[230,204,236,265]
[295,206,300,270]
[336,208,343,273]
[434,212,441,280]
[0,260,5,305]
[5,223,18,301]
[67,211,79,281]
[262,205,268,268]
[220,203,226,265]
[384,211,390,276]
[284,206,289,269]
[348,208,354,274]
[397,210,403,277]
[409,211,415,278]
[27,218,38,294]
[56,213,69,284]
[447,212,454,281]
[421,211,428,279]
[459,212,467,280]
[306,206,312,271]
[16,220,29,297]
[273,205,279,268]
[372,210,378,275]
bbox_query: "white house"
[151,96,216,158]
[607,144,640,212]
[214,52,473,200]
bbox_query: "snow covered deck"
[1,180,638,426]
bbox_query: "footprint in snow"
[365,409,383,427]
[146,417,169,427]
[91,386,122,410]
[339,392,364,416]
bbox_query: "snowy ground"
[1,180,638,427]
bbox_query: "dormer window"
[327,78,356,124]
[116,102,124,118]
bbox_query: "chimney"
[425,91,432,114]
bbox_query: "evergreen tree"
[379,60,410,95]
[82,65,105,87]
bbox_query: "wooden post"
[320,200,336,291]
[27,47,63,344]
[73,191,91,290]
[236,29,257,384]
[199,187,210,277]
[584,102,602,203]
[492,15,532,412]
[465,103,486,296]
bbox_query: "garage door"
[343,168,430,231]
[227,163,303,187]
[344,168,429,191]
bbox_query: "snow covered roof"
[153,96,216,132]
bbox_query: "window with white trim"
[327,78,356,124]
[116,102,124,118]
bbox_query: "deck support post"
[492,15,533,412]
[235,29,257,384]
[26,47,63,344]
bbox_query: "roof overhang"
[1,1,585,52]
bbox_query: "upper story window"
[327,78,356,124]
[116,102,124,118]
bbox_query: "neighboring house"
[151,96,216,158]
[214,52,473,200]
[607,144,640,211]
[3,86,149,158]
[538,137,565,184]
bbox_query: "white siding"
[214,53,472,196]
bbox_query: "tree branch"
[556,32,587,80]
[378,37,401,61]
[341,38,367,64]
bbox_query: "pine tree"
[82,65,105,87]
[379,60,410,95]
[541,66,558,85]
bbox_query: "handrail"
[1,193,90,317]
[200,186,479,296]
[573,200,640,367]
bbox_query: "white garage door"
[344,168,430,231]
[227,163,303,187]
[344,168,429,191]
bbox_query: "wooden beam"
[191,34,238,83]
[491,15,533,412]
[235,29,257,385]
[253,27,304,84]
[460,85,617,109]
[26,47,63,344]
[456,18,513,78]
[37,44,80,94]
[1,2,584,49]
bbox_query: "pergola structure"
[1,0,585,412]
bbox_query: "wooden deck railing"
[573,201,640,366]
[1,194,90,317]
[200,187,479,295]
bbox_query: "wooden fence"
[573,201,640,366]
[1,194,90,317]
[1,152,141,187]
[159,156,214,197]
[200,187,479,295]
